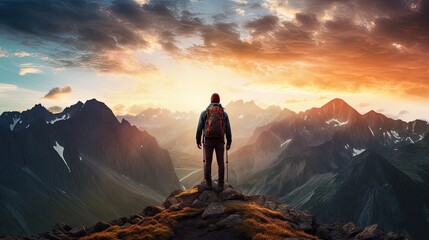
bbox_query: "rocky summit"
[4,182,410,240]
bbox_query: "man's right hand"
[197,143,202,149]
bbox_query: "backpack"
[204,104,225,139]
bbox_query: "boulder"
[293,212,315,233]
[316,225,331,240]
[342,222,361,237]
[163,196,180,208]
[92,221,110,232]
[198,190,219,204]
[202,202,225,219]
[355,224,384,240]
[143,205,163,216]
[168,203,185,212]
[68,226,86,237]
[219,188,244,201]
[52,223,72,233]
[192,199,206,208]
[130,214,144,224]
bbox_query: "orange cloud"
[43,86,72,99]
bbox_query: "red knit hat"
[211,93,220,103]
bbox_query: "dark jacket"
[196,103,232,146]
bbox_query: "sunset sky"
[0,0,428,121]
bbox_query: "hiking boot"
[206,180,213,190]
[216,182,224,192]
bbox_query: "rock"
[198,190,219,204]
[68,226,86,237]
[192,199,206,208]
[52,223,72,233]
[197,181,212,192]
[342,222,361,237]
[202,202,225,219]
[219,188,244,201]
[93,221,111,232]
[316,225,331,240]
[275,203,292,215]
[44,233,62,240]
[293,213,315,233]
[385,232,408,240]
[252,195,278,210]
[120,223,132,229]
[143,205,163,216]
[130,214,144,224]
[215,214,243,229]
[355,224,384,240]
[110,218,125,226]
[168,203,185,211]
[163,196,180,208]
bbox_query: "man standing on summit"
[196,93,232,190]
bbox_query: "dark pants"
[204,138,225,185]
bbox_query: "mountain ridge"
[6,183,409,240]
[0,99,181,235]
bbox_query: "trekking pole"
[226,147,229,183]
[202,138,205,180]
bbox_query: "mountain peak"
[29,103,50,113]
[225,99,262,110]
[363,110,389,122]
[306,98,360,122]
[321,98,353,110]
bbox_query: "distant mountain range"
[2,97,428,239]
[227,98,429,240]
[0,99,181,235]
[117,100,294,156]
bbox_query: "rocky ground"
[2,182,410,240]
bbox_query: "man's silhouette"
[196,93,232,190]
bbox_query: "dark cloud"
[43,86,72,99]
[295,13,318,30]
[0,0,201,73]
[245,15,279,35]
[47,106,63,113]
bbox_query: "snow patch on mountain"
[368,126,374,136]
[384,131,392,139]
[53,141,71,172]
[50,114,70,124]
[280,139,292,148]
[352,148,365,157]
[391,130,400,139]
[325,119,348,127]
[10,117,20,131]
